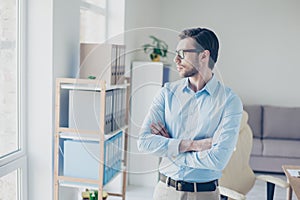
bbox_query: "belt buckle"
[165,176,171,187]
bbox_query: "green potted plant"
[142,35,168,62]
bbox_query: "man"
[137,27,243,200]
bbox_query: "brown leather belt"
[159,173,218,192]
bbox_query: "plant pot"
[150,53,160,62]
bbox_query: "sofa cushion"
[243,105,262,138]
[250,156,300,173]
[251,138,262,156]
[263,106,300,139]
[263,139,300,158]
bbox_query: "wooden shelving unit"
[54,78,130,200]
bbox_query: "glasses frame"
[175,49,203,60]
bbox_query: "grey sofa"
[244,105,300,173]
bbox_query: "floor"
[107,173,297,200]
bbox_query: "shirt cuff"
[167,139,182,157]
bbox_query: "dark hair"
[179,28,219,69]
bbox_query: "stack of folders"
[105,88,126,134]
[79,43,126,85]
[104,131,123,184]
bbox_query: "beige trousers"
[153,181,220,200]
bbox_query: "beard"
[180,67,199,78]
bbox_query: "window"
[0,170,18,200]
[0,157,27,200]
[80,0,125,44]
[0,0,27,199]
[0,0,19,159]
[80,0,107,43]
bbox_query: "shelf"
[60,180,98,189]
[59,171,124,190]
[54,77,129,200]
[61,83,130,91]
[59,126,128,141]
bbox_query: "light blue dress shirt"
[137,75,243,183]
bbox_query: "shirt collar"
[204,74,218,96]
[182,78,190,93]
[182,74,218,96]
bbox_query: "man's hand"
[150,122,170,138]
[191,138,213,152]
[179,138,212,153]
[149,122,212,153]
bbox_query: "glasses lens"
[176,50,184,59]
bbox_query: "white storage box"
[63,131,123,185]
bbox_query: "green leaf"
[142,35,169,58]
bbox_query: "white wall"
[125,0,166,74]
[27,0,53,199]
[53,0,81,198]
[53,0,80,78]
[125,0,300,107]
[27,0,80,199]
[107,0,125,44]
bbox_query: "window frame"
[80,0,108,42]
[0,0,27,199]
[0,156,28,200]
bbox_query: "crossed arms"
[150,121,213,153]
[137,87,243,171]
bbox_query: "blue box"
[63,131,122,185]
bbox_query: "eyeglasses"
[175,49,203,60]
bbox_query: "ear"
[200,50,210,63]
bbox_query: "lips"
[177,65,184,71]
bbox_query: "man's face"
[174,37,200,78]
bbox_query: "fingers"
[151,123,168,137]
[150,123,160,134]
[150,122,170,138]
[158,121,168,136]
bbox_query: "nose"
[174,54,181,64]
